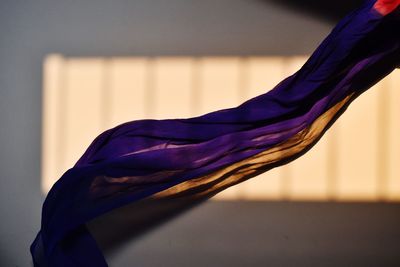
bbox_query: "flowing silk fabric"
[31,1,399,266]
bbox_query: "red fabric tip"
[373,0,400,15]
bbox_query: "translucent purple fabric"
[31,1,399,266]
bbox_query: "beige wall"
[42,55,400,202]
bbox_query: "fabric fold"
[31,0,399,266]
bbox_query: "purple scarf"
[31,0,399,266]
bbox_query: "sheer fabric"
[31,0,399,266]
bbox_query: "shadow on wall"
[263,0,364,21]
[88,199,400,267]
[88,198,205,256]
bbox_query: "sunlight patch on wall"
[41,54,400,202]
